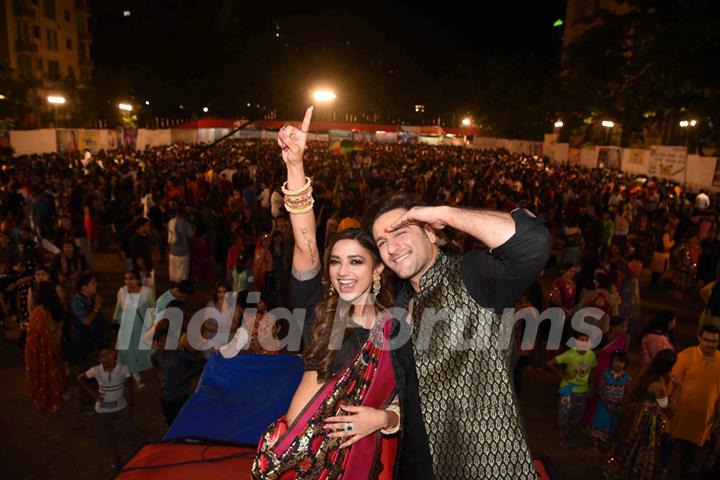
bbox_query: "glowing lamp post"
[312,89,336,121]
[47,95,66,127]
[601,120,615,144]
[679,119,698,151]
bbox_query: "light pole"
[47,95,66,127]
[312,89,336,122]
[679,119,698,153]
[601,120,614,145]
[118,102,134,128]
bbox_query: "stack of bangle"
[381,403,401,435]
[283,177,314,214]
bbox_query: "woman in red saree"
[253,107,400,479]
[24,281,67,414]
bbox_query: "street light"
[461,117,472,127]
[203,107,209,113]
[601,120,615,145]
[312,90,336,102]
[47,96,66,127]
[554,120,564,128]
[312,89,336,121]
[679,120,698,151]
[118,103,133,112]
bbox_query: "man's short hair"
[700,324,720,336]
[365,193,427,232]
[76,272,95,291]
[175,280,194,295]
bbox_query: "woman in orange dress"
[24,281,67,414]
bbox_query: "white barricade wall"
[171,129,199,144]
[472,137,500,149]
[5,127,717,192]
[10,129,57,155]
[685,155,718,192]
[579,147,598,169]
[136,129,172,149]
[549,143,569,163]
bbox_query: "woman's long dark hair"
[628,348,677,403]
[304,228,393,382]
[642,310,678,348]
[35,281,64,323]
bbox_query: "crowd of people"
[2,131,720,478]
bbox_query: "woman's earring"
[372,275,381,295]
[328,284,335,296]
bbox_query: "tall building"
[0,0,93,92]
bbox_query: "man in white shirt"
[77,348,139,474]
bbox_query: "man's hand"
[95,294,103,309]
[278,106,313,168]
[385,206,449,232]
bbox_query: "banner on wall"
[78,130,100,154]
[56,129,78,153]
[597,146,622,170]
[713,159,720,187]
[648,145,687,182]
[621,148,650,176]
[123,128,137,149]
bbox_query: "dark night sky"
[91,0,567,119]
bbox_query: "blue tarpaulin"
[164,353,305,445]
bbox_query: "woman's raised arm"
[278,107,320,274]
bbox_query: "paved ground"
[0,243,704,479]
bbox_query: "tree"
[559,0,720,150]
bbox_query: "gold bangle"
[381,403,401,435]
[284,187,313,206]
[281,177,312,196]
[285,197,314,214]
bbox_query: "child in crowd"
[77,347,139,475]
[151,320,206,426]
[548,333,597,447]
[589,349,631,448]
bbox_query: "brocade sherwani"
[391,209,551,479]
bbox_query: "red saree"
[253,316,397,479]
[24,306,67,414]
